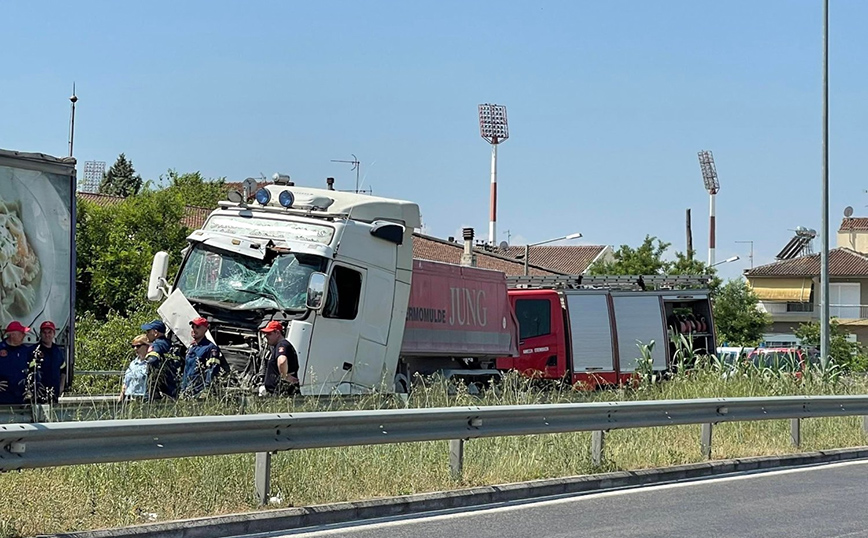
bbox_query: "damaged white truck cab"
[148,181,421,395]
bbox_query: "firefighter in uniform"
[141,319,179,399]
[258,320,299,396]
[36,320,66,403]
[180,317,227,397]
[0,321,37,404]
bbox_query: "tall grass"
[2,365,867,537]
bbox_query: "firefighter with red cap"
[0,321,37,405]
[258,320,299,396]
[36,320,66,403]
[180,317,227,397]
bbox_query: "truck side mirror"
[147,251,170,301]
[306,272,327,310]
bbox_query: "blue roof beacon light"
[278,190,295,208]
[254,188,271,205]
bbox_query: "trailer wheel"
[394,372,410,394]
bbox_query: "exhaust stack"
[461,227,477,267]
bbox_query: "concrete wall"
[837,230,868,253]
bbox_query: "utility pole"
[686,209,693,259]
[820,0,830,367]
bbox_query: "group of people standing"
[0,314,301,405]
[119,317,228,401]
[120,317,300,401]
[0,320,66,405]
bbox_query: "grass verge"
[2,369,867,537]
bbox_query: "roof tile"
[745,248,868,277]
[501,245,607,274]
[839,217,868,232]
[412,234,561,276]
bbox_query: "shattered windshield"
[177,243,328,311]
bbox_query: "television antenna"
[331,154,361,193]
[68,83,78,158]
[735,240,754,269]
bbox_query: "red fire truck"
[497,275,716,388]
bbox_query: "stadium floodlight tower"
[479,104,509,246]
[697,150,720,267]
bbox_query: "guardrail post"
[449,439,464,480]
[700,423,713,459]
[790,418,801,447]
[591,430,605,467]
[254,452,272,506]
[31,404,51,423]
[863,415,868,435]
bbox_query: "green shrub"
[73,304,159,374]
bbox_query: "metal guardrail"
[2,396,868,505]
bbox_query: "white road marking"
[270,459,868,537]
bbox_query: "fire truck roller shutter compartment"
[612,293,667,373]
[565,291,615,373]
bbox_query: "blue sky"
[3,0,865,281]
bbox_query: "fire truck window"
[324,266,362,320]
[515,299,551,340]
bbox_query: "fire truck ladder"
[506,274,712,291]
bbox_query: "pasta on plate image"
[0,195,41,326]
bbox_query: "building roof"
[838,217,868,232]
[77,192,124,209]
[77,192,211,229]
[412,234,562,277]
[745,247,868,278]
[501,245,609,274]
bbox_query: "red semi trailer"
[395,259,520,389]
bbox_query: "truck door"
[350,266,395,389]
[306,263,366,394]
[510,291,565,379]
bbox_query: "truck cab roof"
[232,184,422,229]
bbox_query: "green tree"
[76,189,189,317]
[161,169,228,209]
[793,319,866,370]
[99,153,143,197]
[589,235,671,275]
[670,249,722,295]
[713,279,771,346]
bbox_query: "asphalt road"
[270,460,868,538]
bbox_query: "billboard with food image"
[0,149,76,345]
